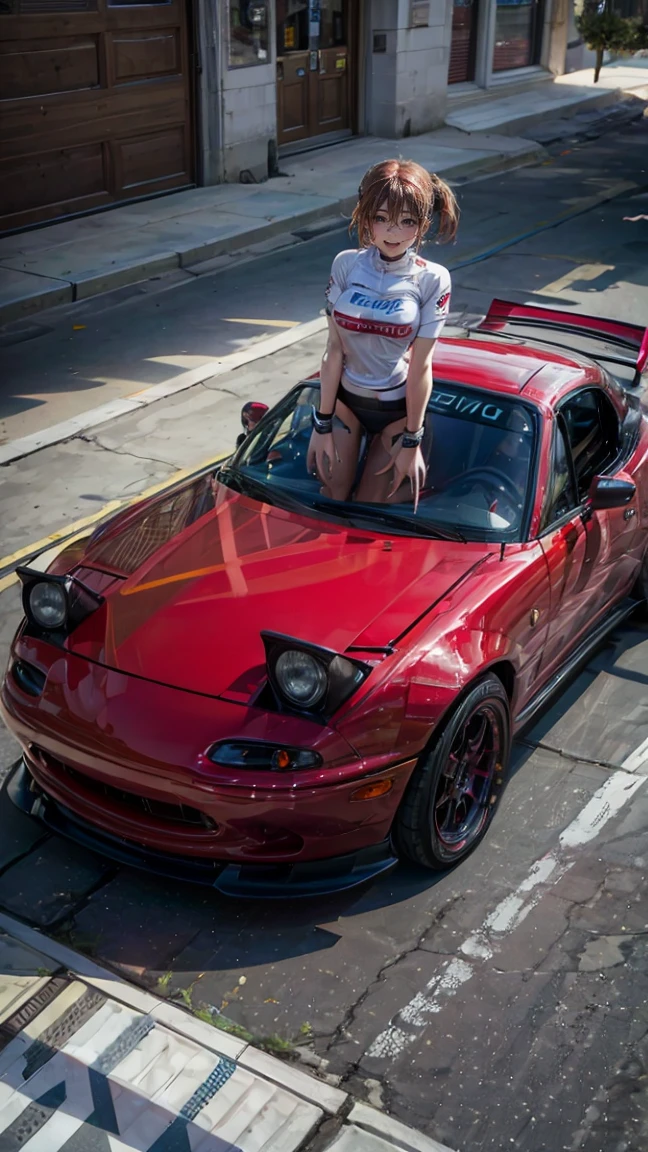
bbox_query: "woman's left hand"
[376,442,427,513]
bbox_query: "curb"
[0,909,346,1116]
[0,147,544,329]
[0,910,458,1152]
[0,198,359,329]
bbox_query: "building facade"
[219,0,576,181]
[0,0,575,233]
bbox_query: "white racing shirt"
[325,246,452,399]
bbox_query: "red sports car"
[2,300,648,896]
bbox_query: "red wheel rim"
[433,703,502,853]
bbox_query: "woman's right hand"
[307,430,340,481]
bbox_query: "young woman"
[306,158,459,511]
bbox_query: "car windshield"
[227,382,537,542]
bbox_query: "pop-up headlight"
[17,568,104,637]
[29,581,67,629]
[262,631,370,719]
[275,649,328,709]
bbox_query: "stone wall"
[199,0,278,186]
[367,0,451,138]
[221,65,277,183]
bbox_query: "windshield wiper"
[311,500,467,542]
[219,467,466,541]
[217,466,309,515]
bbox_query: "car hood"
[69,486,487,698]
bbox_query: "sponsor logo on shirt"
[349,291,405,316]
[333,309,414,339]
[436,290,451,314]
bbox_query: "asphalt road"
[1,119,648,1152]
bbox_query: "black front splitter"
[6,759,398,898]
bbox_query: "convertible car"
[2,300,647,896]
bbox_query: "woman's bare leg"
[317,399,363,501]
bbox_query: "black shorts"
[337,383,407,436]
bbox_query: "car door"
[562,386,643,599]
[538,413,594,677]
[539,386,642,678]
[535,387,631,672]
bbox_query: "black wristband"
[312,407,334,434]
[401,426,425,448]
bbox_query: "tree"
[576,0,644,81]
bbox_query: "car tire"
[394,674,511,871]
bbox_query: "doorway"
[276,0,354,150]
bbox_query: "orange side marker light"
[350,779,394,802]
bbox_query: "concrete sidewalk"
[1,62,646,330]
[445,60,648,136]
[0,913,456,1152]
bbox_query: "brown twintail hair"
[350,159,459,249]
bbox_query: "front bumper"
[8,759,398,897]
[2,636,415,867]
[2,635,412,895]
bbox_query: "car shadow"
[512,611,648,773]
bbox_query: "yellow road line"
[541,261,615,297]
[0,451,229,580]
[0,573,19,595]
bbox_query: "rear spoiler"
[474,299,648,387]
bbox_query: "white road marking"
[223,318,301,328]
[620,735,648,775]
[0,316,327,467]
[366,767,646,1062]
[559,771,644,848]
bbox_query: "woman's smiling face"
[370,199,420,259]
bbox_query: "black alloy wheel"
[395,674,510,870]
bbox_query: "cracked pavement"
[76,432,181,474]
[1,121,648,1152]
[0,336,320,558]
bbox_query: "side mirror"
[589,475,636,511]
[241,401,269,433]
[236,401,270,449]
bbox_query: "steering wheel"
[441,467,522,510]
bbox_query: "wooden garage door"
[0,0,194,233]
